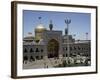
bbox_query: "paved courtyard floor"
[23,56,91,69]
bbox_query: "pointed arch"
[24,48,28,53]
[47,39,59,58]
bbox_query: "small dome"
[36,24,45,29]
[35,24,46,32]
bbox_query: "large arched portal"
[47,39,59,58]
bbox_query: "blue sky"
[23,10,91,40]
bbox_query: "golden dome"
[35,24,46,32]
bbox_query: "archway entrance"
[47,39,59,58]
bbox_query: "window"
[41,56,43,59]
[30,56,35,61]
[30,48,34,53]
[66,47,67,51]
[70,53,72,56]
[36,56,39,60]
[24,48,27,53]
[70,47,72,50]
[23,56,28,60]
[78,52,80,55]
[63,54,65,57]
[74,47,76,50]
[66,54,68,57]
[35,48,39,52]
[41,49,43,52]
[78,46,80,50]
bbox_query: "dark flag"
[86,32,88,35]
[38,17,42,19]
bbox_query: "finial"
[49,20,53,31]
[38,17,42,24]
[65,18,71,35]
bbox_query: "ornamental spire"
[49,20,53,31]
[65,18,71,35]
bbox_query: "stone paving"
[23,56,90,69]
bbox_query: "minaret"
[65,18,71,35]
[49,20,53,31]
[65,28,68,35]
[64,18,71,63]
[86,32,88,40]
